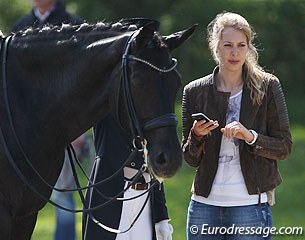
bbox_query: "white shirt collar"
[34,8,52,22]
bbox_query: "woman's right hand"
[192,119,219,137]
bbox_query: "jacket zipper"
[252,155,262,207]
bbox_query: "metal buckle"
[132,182,148,190]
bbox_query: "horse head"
[5,20,196,182]
[113,22,197,180]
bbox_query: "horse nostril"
[156,152,167,167]
[152,151,182,179]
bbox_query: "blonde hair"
[207,12,266,105]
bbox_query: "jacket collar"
[211,66,259,127]
[210,66,260,150]
[210,66,230,125]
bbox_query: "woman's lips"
[229,60,239,65]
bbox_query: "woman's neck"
[216,69,244,95]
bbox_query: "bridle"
[85,29,179,234]
[0,29,178,233]
[121,29,178,150]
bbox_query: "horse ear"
[134,21,159,49]
[162,24,198,51]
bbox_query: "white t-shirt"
[193,90,267,206]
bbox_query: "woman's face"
[216,26,249,74]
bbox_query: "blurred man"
[53,133,93,240]
[12,0,82,32]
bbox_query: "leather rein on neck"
[0,29,178,233]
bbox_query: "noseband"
[121,30,178,150]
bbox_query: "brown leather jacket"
[182,68,292,198]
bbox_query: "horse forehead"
[86,33,129,49]
[135,66,181,91]
[134,47,172,68]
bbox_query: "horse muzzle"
[144,122,182,180]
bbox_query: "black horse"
[0,19,196,239]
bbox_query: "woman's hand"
[192,119,219,137]
[221,121,254,142]
[155,219,173,240]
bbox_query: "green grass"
[31,125,305,240]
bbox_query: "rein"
[0,35,144,214]
[0,29,178,233]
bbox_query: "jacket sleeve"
[152,183,169,223]
[250,78,292,160]
[181,84,205,167]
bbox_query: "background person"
[52,133,93,240]
[182,12,292,240]
[12,0,82,32]
[83,115,173,240]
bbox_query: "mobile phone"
[191,112,211,122]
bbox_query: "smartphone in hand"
[191,113,211,122]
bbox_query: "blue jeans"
[54,193,76,240]
[186,200,272,240]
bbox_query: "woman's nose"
[231,47,238,56]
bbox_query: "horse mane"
[12,18,165,48]
[13,21,136,39]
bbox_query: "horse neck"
[8,31,129,150]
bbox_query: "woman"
[182,12,292,239]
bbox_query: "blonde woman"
[182,12,292,239]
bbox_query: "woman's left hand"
[221,121,254,142]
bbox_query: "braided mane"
[13,21,137,39]
[12,18,165,48]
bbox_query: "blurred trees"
[63,0,305,98]
[1,0,304,118]
[0,0,32,34]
